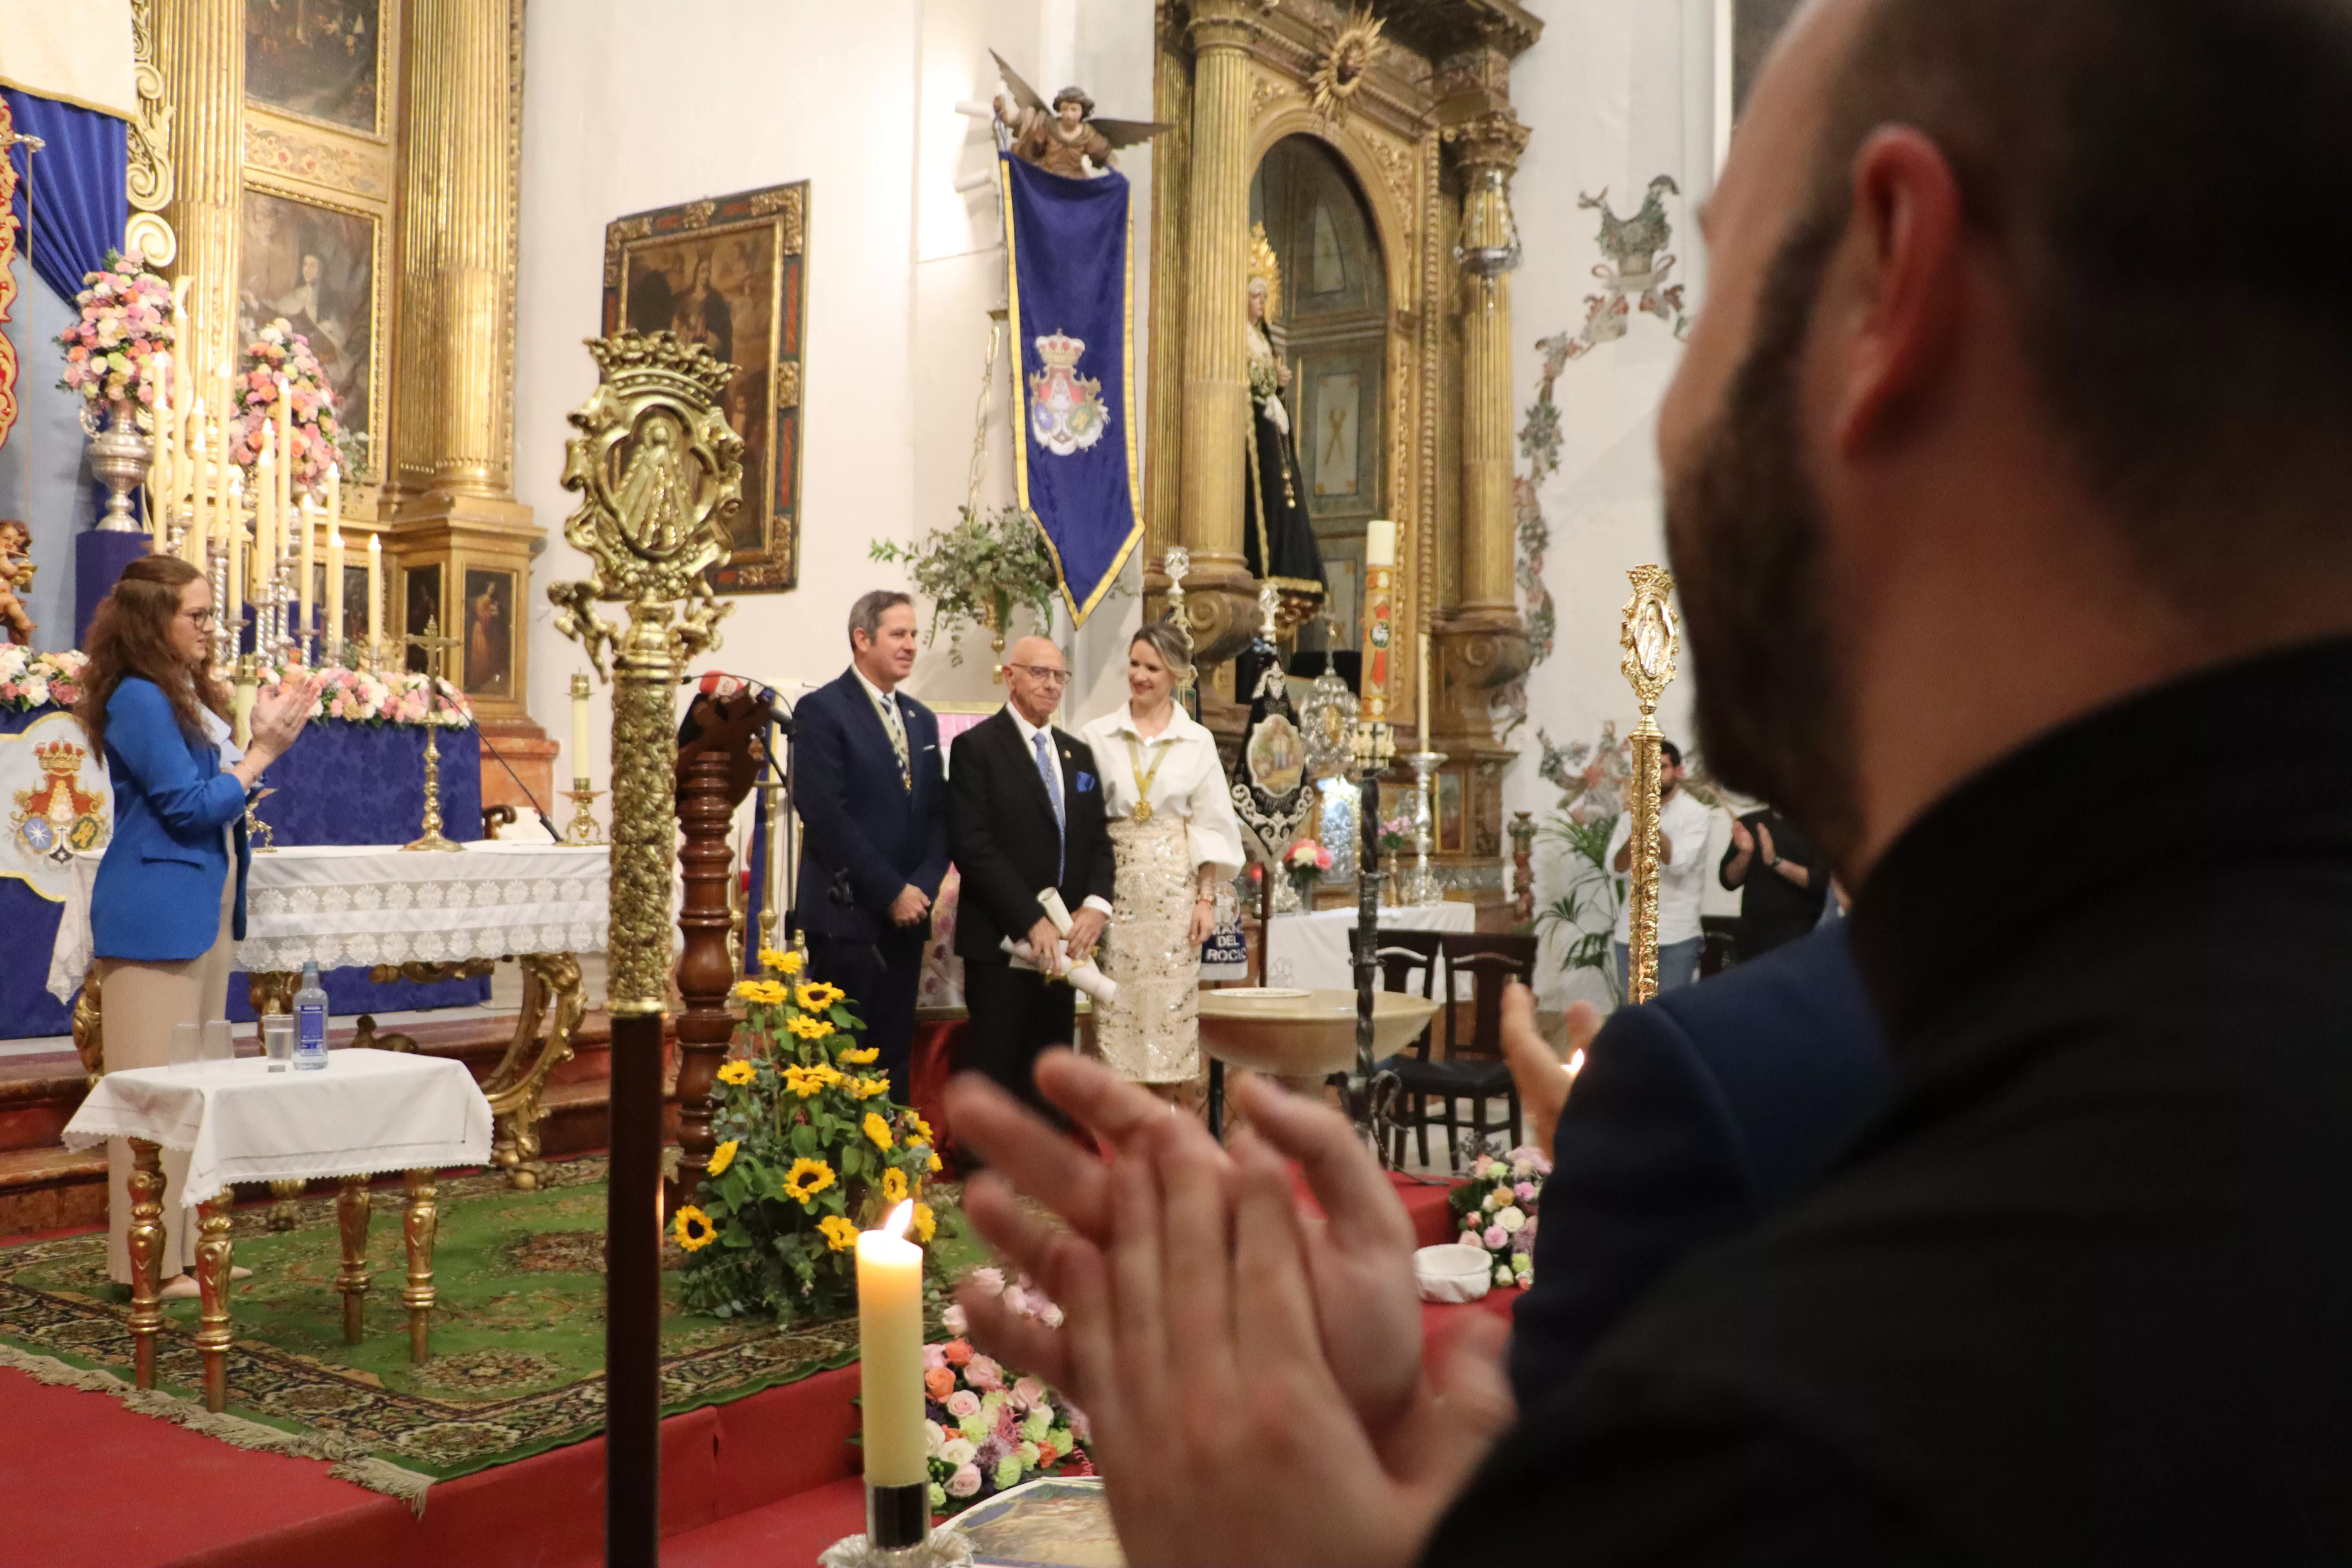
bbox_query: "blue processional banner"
[1000,152,1142,626]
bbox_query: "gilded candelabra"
[1401,748,1447,906]
[546,328,740,1567]
[400,619,465,853]
[1619,566,1680,1004]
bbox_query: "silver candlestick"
[1401,750,1447,906]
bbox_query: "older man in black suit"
[793,590,949,1103]
[948,635,1115,1116]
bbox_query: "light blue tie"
[1033,730,1065,882]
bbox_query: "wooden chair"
[1381,932,1537,1172]
[1367,931,1443,1167]
[1701,915,1744,978]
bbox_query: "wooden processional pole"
[1619,566,1680,1006]
[547,331,743,1568]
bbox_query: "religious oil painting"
[311,561,371,650]
[461,568,515,699]
[245,0,384,134]
[1310,371,1360,497]
[1437,769,1465,854]
[402,562,440,677]
[238,187,379,476]
[603,180,809,594]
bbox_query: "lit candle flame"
[882,1199,915,1241]
[1566,1048,1587,1078]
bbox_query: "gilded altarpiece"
[1147,0,1538,912]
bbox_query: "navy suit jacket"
[792,670,949,942]
[90,676,252,962]
[1509,924,1889,1408]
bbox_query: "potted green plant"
[869,505,1061,669]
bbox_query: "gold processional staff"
[1619,565,1680,1006]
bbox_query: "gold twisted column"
[156,0,243,387]
[402,1170,437,1365]
[1619,567,1680,1004]
[192,1199,233,1412]
[549,329,742,1567]
[125,1141,165,1390]
[1175,0,1272,668]
[336,1174,373,1345]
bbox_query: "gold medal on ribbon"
[1132,797,1154,823]
[1126,733,1167,826]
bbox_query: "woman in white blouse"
[1079,620,1245,1107]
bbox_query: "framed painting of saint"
[237,185,384,481]
[402,563,440,676]
[602,181,809,594]
[245,0,388,137]
[461,567,516,699]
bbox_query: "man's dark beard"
[1665,211,1863,872]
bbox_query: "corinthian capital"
[1185,0,1275,52]
[1442,111,1532,178]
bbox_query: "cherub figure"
[990,51,1167,180]
[0,521,35,647]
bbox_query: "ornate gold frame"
[236,172,394,488]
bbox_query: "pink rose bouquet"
[55,250,175,423]
[227,319,346,489]
[0,648,87,714]
[920,1272,1090,1517]
[1447,1144,1551,1290]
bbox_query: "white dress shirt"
[1607,787,1716,946]
[1007,705,1114,918]
[1079,703,1246,878]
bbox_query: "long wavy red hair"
[75,556,229,759]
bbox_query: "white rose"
[940,1437,977,1467]
[1496,1205,1526,1233]
[1482,1189,1504,1211]
[925,1419,947,1457]
[1493,1264,1514,1288]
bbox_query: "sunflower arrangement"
[675,947,952,1322]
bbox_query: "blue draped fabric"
[1000,153,1142,625]
[73,529,149,645]
[0,711,491,1038]
[4,89,127,307]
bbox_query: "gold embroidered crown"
[584,330,736,404]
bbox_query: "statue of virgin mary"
[1244,228,1328,595]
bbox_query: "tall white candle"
[299,497,318,646]
[149,354,174,550]
[226,479,245,639]
[367,533,383,659]
[254,445,277,593]
[1365,518,1397,568]
[188,409,211,561]
[1418,630,1432,739]
[570,674,591,781]
[325,525,345,658]
[855,1200,927,1489]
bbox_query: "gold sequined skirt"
[1097,813,1202,1083]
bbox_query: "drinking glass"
[261,1015,296,1071]
[200,1019,235,1062]
[168,1022,201,1066]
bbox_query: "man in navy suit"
[1502,924,1889,1406]
[794,591,950,1103]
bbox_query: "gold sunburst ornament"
[1310,9,1387,124]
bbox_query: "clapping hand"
[249,675,323,760]
[1756,821,1779,867]
[1730,818,1755,858]
[1499,982,1592,1161]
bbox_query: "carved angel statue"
[0,520,36,646]
[612,413,699,554]
[990,50,1169,180]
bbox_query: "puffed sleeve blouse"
[1079,704,1246,878]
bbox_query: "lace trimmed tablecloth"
[47,842,610,1002]
[1263,901,1479,995]
[60,1051,494,1207]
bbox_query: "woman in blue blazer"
[74,556,318,1294]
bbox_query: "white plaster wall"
[517,0,1153,789]
[1505,0,1732,1005]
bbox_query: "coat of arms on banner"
[1027,330,1108,456]
[3,713,112,900]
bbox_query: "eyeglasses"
[180,608,216,628]
[1005,664,1070,687]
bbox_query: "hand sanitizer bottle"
[294,960,330,1071]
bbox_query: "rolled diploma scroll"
[998,887,1120,1005]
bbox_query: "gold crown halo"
[584,330,737,404]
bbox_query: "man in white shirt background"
[1606,739,1717,996]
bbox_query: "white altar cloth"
[1263,901,1480,994]
[47,841,610,1002]
[60,1052,493,1208]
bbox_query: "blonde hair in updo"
[1129,618,1193,684]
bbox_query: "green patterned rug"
[0,1157,976,1500]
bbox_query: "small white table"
[60,1050,493,1412]
[1263,901,1479,993]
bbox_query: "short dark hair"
[1815,0,2352,615]
[1052,86,1094,116]
[1660,739,1684,769]
[848,590,914,649]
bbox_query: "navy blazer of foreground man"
[792,670,949,947]
[1511,924,1890,1408]
[90,675,252,961]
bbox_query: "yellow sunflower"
[706,1138,739,1176]
[776,949,805,976]
[927,1152,942,1172]
[716,1060,757,1087]
[782,1157,836,1205]
[818,1214,859,1252]
[912,1202,936,1243]
[864,1112,894,1151]
[850,1075,891,1100]
[734,979,788,1006]
[786,1014,837,1041]
[757,947,793,974]
[905,1112,935,1146]
[781,1064,835,1098]
[880,1167,909,1204]
[795,982,846,1012]
[673,1206,718,1251]
[838,1045,879,1065]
